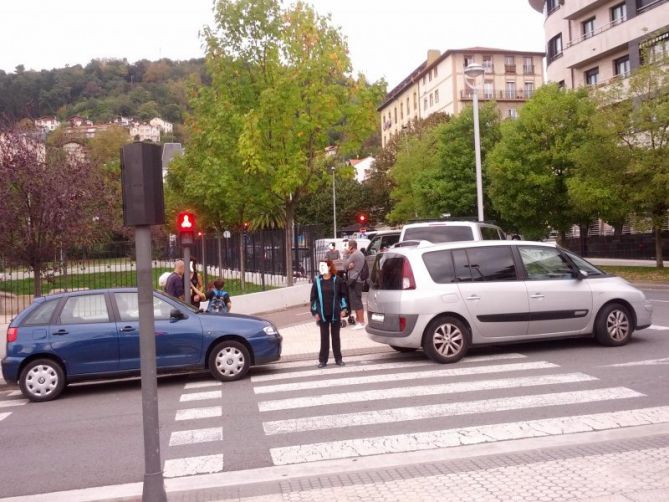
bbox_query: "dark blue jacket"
[310,274,349,323]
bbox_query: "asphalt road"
[0,287,668,498]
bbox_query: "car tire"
[208,340,251,381]
[19,358,66,402]
[390,345,417,353]
[594,302,633,347]
[423,316,470,364]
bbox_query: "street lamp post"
[331,165,337,239]
[464,63,485,222]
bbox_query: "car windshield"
[561,249,606,277]
[404,226,474,243]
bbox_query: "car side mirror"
[574,269,588,280]
[170,309,185,320]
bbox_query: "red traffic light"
[358,214,367,224]
[177,211,196,234]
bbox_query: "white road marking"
[183,381,221,390]
[606,358,669,367]
[175,406,223,421]
[0,399,28,408]
[180,390,222,402]
[8,390,22,397]
[254,361,559,394]
[258,373,598,412]
[0,412,10,422]
[263,387,643,435]
[163,454,224,478]
[640,324,669,330]
[270,406,669,465]
[169,427,223,447]
[259,352,526,372]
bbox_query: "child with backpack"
[205,279,232,313]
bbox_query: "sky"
[0,0,545,89]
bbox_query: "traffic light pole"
[182,233,193,306]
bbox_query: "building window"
[637,0,663,12]
[548,34,563,62]
[394,107,397,124]
[524,82,535,98]
[400,101,404,120]
[422,76,426,86]
[429,93,433,106]
[505,81,517,99]
[424,97,428,111]
[464,55,474,68]
[523,56,534,74]
[642,32,669,63]
[506,108,518,119]
[428,69,433,82]
[582,17,595,39]
[558,80,565,89]
[614,56,630,77]
[585,67,599,85]
[434,65,438,77]
[611,3,627,24]
[546,0,559,15]
[483,81,494,99]
[482,56,493,73]
[413,92,417,110]
[505,55,516,73]
[406,97,410,114]
[434,89,439,104]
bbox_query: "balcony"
[505,64,517,74]
[483,64,494,74]
[459,90,495,101]
[498,90,532,101]
[565,17,627,50]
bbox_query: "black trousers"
[318,320,342,364]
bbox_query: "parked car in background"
[367,240,652,362]
[2,288,282,402]
[365,230,401,271]
[399,220,505,243]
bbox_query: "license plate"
[371,313,384,323]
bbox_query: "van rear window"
[371,254,405,290]
[403,226,473,243]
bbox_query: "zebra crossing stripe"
[254,361,559,394]
[169,427,223,446]
[0,412,10,422]
[183,381,221,390]
[175,406,222,421]
[8,390,22,397]
[258,373,598,412]
[270,406,669,465]
[180,390,222,402]
[163,454,224,478]
[0,399,28,408]
[259,352,527,372]
[263,387,643,435]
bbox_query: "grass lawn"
[600,266,669,283]
[0,268,273,296]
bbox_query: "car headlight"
[263,325,278,336]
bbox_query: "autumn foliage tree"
[0,130,113,296]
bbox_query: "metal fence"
[0,224,329,317]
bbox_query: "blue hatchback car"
[1,288,282,402]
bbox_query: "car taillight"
[402,258,416,290]
[7,327,18,343]
[399,317,406,332]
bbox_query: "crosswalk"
[162,349,669,479]
[0,389,27,423]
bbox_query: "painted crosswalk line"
[0,399,28,408]
[270,406,669,465]
[0,412,10,422]
[263,387,643,435]
[163,454,224,478]
[259,352,527,373]
[641,324,669,330]
[175,406,222,421]
[254,361,559,394]
[180,390,222,402]
[258,372,598,412]
[169,427,223,447]
[8,390,22,397]
[183,381,221,390]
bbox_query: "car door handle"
[53,329,69,336]
[120,326,136,333]
[466,295,481,301]
[530,294,545,299]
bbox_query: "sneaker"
[352,323,366,331]
[317,362,327,368]
[335,360,345,367]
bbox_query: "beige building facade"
[529,0,669,88]
[378,48,545,148]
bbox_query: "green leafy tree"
[487,85,596,240]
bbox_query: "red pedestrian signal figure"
[177,211,196,234]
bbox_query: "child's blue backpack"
[207,290,229,313]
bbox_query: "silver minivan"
[366,240,653,363]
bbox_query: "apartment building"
[378,47,545,148]
[529,0,669,88]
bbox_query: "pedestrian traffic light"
[177,211,196,234]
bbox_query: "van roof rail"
[406,217,499,224]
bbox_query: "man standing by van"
[344,239,365,329]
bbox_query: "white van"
[313,237,371,265]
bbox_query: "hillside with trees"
[0,58,206,128]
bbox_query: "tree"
[487,85,596,240]
[585,54,669,267]
[0,130,113,296]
